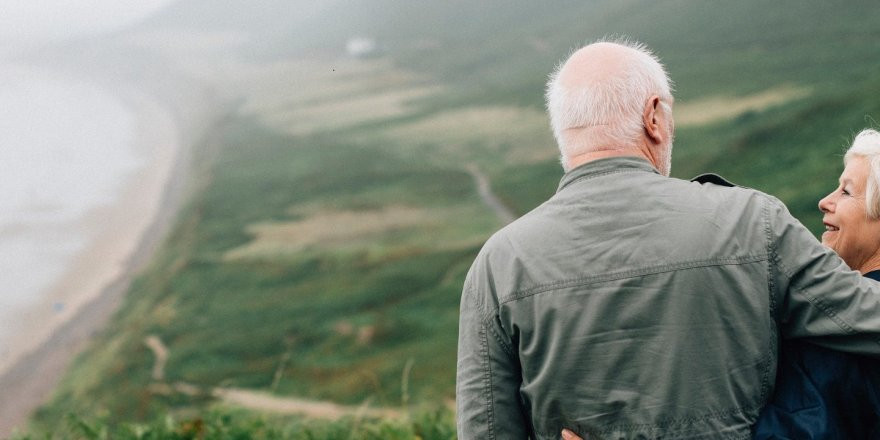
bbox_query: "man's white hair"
[845,128,880,219]
[545,38,674,170]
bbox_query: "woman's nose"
[818,192,835,213]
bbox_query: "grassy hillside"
[23,0,880,436]
[253,0,880,104]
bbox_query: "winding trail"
[147,382,403,420]
[213,388,402,420]
[144,335,169,381]
[465,163,517,225]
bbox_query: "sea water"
[0,63,143,350]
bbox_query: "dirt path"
[144,335,169,381]
[148,380,403,420]
[465,164,517,225]
[213,388,402,420]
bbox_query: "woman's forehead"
[843,156,871,179]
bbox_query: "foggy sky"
[0,0,175,46]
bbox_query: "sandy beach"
[0,84,194,436]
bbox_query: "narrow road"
[144,335,169,381]
[213,388,402,420]
[465,164,517,225]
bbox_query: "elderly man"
[456,40,880,439]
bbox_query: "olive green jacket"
[456,157,880,439]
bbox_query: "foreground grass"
[15,408,455,440]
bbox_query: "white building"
[346,37,379,58]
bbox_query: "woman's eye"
[842,189,851,196]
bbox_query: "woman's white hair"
[845,128,880,219]
[545,38,674,170]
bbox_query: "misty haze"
[1,0,879,437]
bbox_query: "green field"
[21,0,880,437]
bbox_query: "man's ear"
[642,95,663,144]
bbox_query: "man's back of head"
[546,40,674,173]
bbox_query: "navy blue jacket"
[753,270,880,439]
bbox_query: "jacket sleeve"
[768,196,880,354]
[456,261,530,439]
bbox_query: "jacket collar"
[557,156,660,193]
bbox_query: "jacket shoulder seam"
[485,317,515,357]
[760,195,777,402]
[762,195,778,316]
[501,254,769,305]
[464,285,515,357]
[786,277,857,335]
[479,322,497,440]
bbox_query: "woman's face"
[818,156,880,272]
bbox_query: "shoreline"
[0,83,199,436]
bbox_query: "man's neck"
[566,147,652,172]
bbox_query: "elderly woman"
[816,130,880,275]
[751,129,880,438]
[561,129,880,440]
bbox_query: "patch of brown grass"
[263,85,442,135]
[381,106,556,164]
[675,85,811,127]
[199,57,442,135]
[223,205,432,260]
